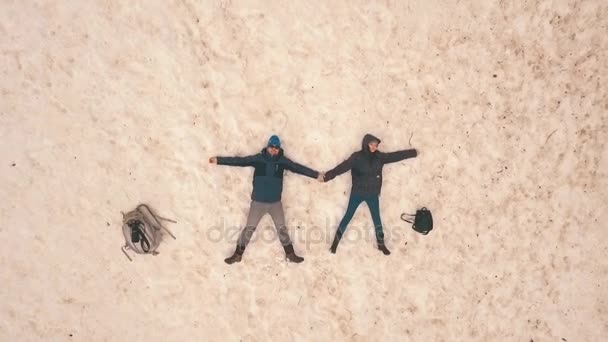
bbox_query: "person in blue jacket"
[323,134,418,255]
[210,135,323,264]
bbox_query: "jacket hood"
[361,134,381,153]
[261,147,284,160]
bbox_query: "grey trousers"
[237,201,292,247]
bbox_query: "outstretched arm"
[324,153,356,181]
[213,154,259,167]
[284,158,319,179]
[379,149,418,164]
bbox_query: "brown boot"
[377,240,391,255]
[283,244,304,263]
[224,245,245,264]
[330,230,343,254]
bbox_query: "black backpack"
[401,207,433,235]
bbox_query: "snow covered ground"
[1,1,606,341]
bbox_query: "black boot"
[330,231,343,254]
[377,240,391,255]
[224,245,245,264]
[283,244,304,263]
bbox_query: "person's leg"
[330,194,364,253]
[365,196,390,255]
[237,201,267,247]
[225,201,267,264]
[267,201,291,246]
[267,201,303,263]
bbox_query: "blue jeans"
[336,194,385,241]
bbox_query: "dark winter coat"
[324,134,417,196]
[217,148,319,203]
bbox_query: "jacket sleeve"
[379,149,418,164]
[284,158,319,179]
[324,153,356,181]
[216,154,259,167]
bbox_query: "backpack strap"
[121,245,133,262]
[137,204,177,240]
[400,213,415,224]
[139,232,150,253]
[128,219,152,253]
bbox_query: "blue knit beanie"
[267,135,281,148]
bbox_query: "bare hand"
[209,157,217,164]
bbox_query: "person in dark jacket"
[210,135,323,264]
[323,134,417,255]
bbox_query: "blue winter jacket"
[217,148,319,203]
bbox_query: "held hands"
[317,172,325,183]
[209,157,217,164]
